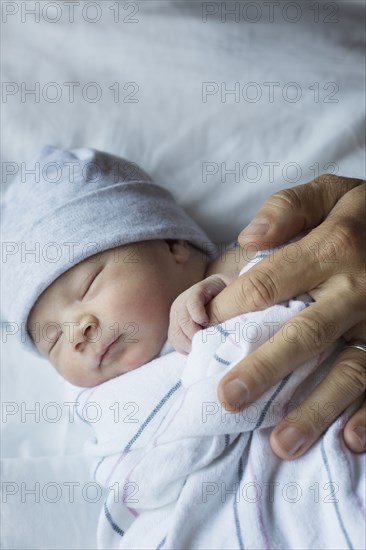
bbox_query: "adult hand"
[206,174,366,459]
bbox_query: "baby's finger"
[186,298,209,326]
[269,346,366,459]
[169,302,202,348]
[170,330,192,355]
[168,316,193,354]
[180,316,203,340]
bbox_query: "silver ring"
[344,340,366,353]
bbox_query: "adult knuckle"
[314,407,337,430]
[296,404,330,433]
[296,315,327,354]
[314,221,362,272]
[312,175,365,211]
[243,270,278,310]
[246,355,276,389]
[338,231,365,279]
[333,219,360,250]
[316,173,340,186]
[336,359,366,394]
[269,188,303,214]
[317,173,365,190]
[339,273,366,306]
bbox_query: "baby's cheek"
[52,346,83,385]
[122,339,165,372]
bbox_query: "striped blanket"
[73,258,365,549]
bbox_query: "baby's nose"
[74,315,99,349]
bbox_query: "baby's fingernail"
[353,426,366,451]
[222,378,248,408]
[239,218,269,238]
[276,426,307,456]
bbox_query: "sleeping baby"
[2,146,364,550]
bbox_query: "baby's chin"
[90,338,168,386]
[114,339,168,375]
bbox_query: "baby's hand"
[168,273,235,354]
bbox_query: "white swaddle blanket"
[71,253,366,550]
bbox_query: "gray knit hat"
[1,145,217,356]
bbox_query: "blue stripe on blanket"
[217,324,230,338]
[233,456,245,549]
[254,373,292,429]
[93,380,182,481]
[156,535,166,549]
[124,380,182,452]
[214,353,231,366]
[104,500,124,537]
[320,439,353,549]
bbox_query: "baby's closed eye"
[49,328,63,355]
[82,267,103,299]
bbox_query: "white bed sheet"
[1,1,365,548]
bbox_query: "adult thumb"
[238,174,363,249]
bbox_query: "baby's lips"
[96,335,119,365]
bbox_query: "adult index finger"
[217,293,361,412]
[206,229,335,325]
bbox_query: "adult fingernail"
[276,426,307,456]
[239,218,269,238]
[222,378,248,409]
[353,426,366,451]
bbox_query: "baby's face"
[28,240,200,387]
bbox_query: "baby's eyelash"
[83,275,96,297]
[49,331,62,354]
[83,268,103,298]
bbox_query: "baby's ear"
[165,240,191,264]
